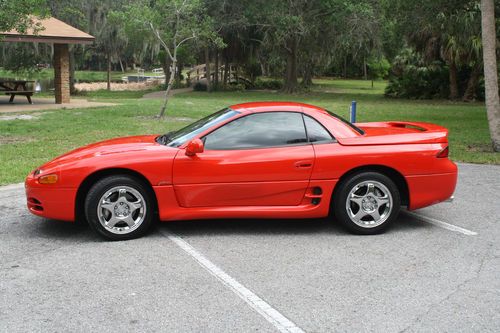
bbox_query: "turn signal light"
[436,146,449,158]
[38,174,58,184]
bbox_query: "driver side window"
[204,112,307,150]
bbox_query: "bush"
[385,49,449,99]
[193,81,207,91]
[253,78,283,90]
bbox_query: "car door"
[172,112,315,207]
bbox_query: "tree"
[392,0,483,101]
[121,0,216,118]
[0,0,47,33]
[481,0,500,151]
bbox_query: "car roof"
[229,101,328,114]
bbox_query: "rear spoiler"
[357,121,448,132]
[338,121,449,146]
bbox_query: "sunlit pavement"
[1,163,499,332]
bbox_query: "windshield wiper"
[156,131,175,145]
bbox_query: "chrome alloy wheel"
[345,180,393,228]
[97,186,146,234]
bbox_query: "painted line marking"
[404,211,477,236]
[160,229,305,333]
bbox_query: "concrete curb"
[0,183,24,192]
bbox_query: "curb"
[0,183,24,192]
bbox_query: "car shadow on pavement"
[23,210,429,241]
[157,217,340,237]
[155,211,429,238]
[24,216,97,242]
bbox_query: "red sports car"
[25,102,457,240]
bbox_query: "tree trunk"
[301,60,313,87]
[283,38,298,93]
[106,51,111,91]
[343,56,347,78]
[119,58,125,73]
[223,56,229,88]
[363,56,368,80]
[205,46,211,92]
[214,50,219,90]
[158,56,177,119]
[175,62,182,86]
[449,60,459,100]
[161,57,172,87]
[462,64,482,102]
[481,0,500,151]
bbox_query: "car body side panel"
[311,142,454,179]
[173,181,311,207]
[311,142,457,209]
[154,179,337,221]
[172,145,315,207]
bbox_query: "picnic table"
[0,80,35,104]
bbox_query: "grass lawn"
[0,79,497,185]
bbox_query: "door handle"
[294,160,313,168]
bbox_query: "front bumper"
[25,175,77,221]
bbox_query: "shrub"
[193,81,207,91]
[385,49,449,99]
[253,78,283,90]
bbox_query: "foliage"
[1,44,44,74]
[385,49,449,99]
[367,56,391,80]
[0,0,48,33]
[253,78,284,90]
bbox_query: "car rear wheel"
[85,175,154,240]
[333,172,400,235]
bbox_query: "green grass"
[0,78,497,185]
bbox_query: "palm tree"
[481,0,500,151]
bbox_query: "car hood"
[40,135,170,169]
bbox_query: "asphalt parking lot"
[1,163,499,332]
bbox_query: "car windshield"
[325,110,365,135]
[158,108,240,147]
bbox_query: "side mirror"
[185,138,204,156]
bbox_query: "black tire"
[333,172,400,235]
[84,175,155,241]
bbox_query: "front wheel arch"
[75,168,159,224]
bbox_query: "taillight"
[436,146,449,158]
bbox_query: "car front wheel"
[84,175,155,240]
[333,172,400,235]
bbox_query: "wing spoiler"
[338,121,449,146]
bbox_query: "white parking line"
[160,229,305,333]
[404,211,477,236]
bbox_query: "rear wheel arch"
[330,165,409,211]
[75,168,159,224]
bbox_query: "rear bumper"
[25,176,76,221]
[406,171,457,210]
